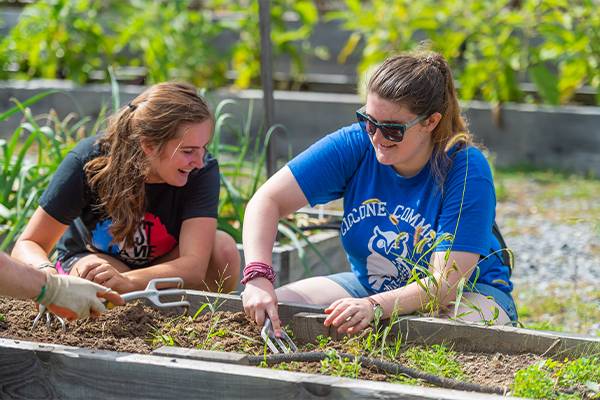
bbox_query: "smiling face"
[143,119,213,186]
[365,93,439,177]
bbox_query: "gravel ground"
[496,177,600,288]
[495,173,600,335]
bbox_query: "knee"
[214,231,241,273]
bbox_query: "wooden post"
[258,0,277,177]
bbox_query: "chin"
[166,177,188,187]
[375,153,397,166]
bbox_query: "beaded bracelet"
[240,261,276,285]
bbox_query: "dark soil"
[0,297,541,392]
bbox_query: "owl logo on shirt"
[366,226,412,291]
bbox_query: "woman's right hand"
[241,277,282,336]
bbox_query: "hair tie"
[128,101,137,111]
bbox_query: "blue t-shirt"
[288,124,512,294]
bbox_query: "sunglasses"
[356,107,427,142]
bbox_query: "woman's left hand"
[324,298,376,335]
[80,263,134,293]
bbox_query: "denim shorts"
[326,271,518,325]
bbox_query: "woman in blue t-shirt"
[241,51,517,336]
[12,82,240,294]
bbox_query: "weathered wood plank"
[0,338,506,400]
[292,313,600,358]
[152,346,250,365]
[182,290,326,325]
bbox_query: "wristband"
[34,284,47,303]
[240,261,276,285]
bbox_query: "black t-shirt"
[39,135,220,268]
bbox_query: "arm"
[11,207,69,270]
[0,252,123,319]
[97,217,218,292]
[0,252,47,298]
[324,250,479,334]
[371,250,479,317]
[242,166,309,334]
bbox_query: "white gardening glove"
[37,274,124,320]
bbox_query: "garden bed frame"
[1,291,599,399]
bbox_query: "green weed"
[512,357,600,399]
[512,363,556,399]
[319,349,361,379]
[403,345,466,381]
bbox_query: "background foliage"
[0,0,320,89]
[328,0,600,105]
[1,0,598,105]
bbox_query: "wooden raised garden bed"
[1,291,599,399]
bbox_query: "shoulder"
[303,123,370,159]
[447,145,493,181]
[289,123,370,172]
[327,123,369,147]
[70,134,104,163]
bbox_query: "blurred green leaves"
[328,0,600,105]
[0,0,321,89]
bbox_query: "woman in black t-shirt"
[12,82,240,294]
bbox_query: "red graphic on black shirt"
[91,212,177,267]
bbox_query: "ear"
[140,139,156,156]
[423,112,442,133]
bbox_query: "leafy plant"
[0,0,126,83]
[513,357,600,399]
[0,0,322,89]
[319,349,362,378]
[512,362,556,399]
[214,0,325,88]
[327,0,600,105]
[403,344,466,381]
[0,92,97,251]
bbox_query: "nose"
[370,127,386,143]
[192,151,204,169]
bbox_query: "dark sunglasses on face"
[356,107,427,142]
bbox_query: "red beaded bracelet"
[240,261,276,285]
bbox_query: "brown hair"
[367,50,474,184]
[84,82,212,247]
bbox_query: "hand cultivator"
[31,305,66,332]
[261,317,298,354]
[32,277,190,332]
[118,277,190,309]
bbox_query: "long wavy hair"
[84,82,212,247]
[367,50,474,184]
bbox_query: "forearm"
[11,239,53,268]
[372,251,478,318]
[0,253,46,299]
[370,273,463,319]
[123,255,207,290]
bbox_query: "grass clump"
[512,357,600,399]
[403,344,466,381]
[319,349,362,379]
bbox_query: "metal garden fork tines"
[261,317,298,354]
[32,305,66,332]
[120,277,190,309]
